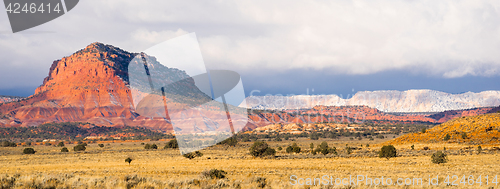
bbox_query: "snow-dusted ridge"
[240,89,500,112]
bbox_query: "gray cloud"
[1,0,500,93]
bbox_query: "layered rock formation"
[243,105,435,131]
[0,43,153,127]
[242,90,500,112]
[0,42,237,133]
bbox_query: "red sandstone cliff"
[0,43,186,130]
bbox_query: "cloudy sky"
[1,0,500,97]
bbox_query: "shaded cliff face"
[0,42,192,129]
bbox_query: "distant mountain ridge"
[243,105,499,131]
[0,95,24,104]
[241,90,500,113]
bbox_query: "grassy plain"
[1,137,500,188]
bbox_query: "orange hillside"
[387,113,500,145]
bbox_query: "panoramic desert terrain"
[0,42,499,189]
[1,135,500,189]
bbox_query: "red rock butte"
[0,42,183,131]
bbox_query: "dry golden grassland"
[1,138,500,188]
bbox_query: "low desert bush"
[23,148,36,154]
[61,147,69,152]
[125,157,133,165]
[313,142,337,155]
[253,177,267,188]
[249,141,275,157]
[201,169,227,179]
[144,143,158,150]
[183,151,203,159]
[431,151,447,164]
[218,137,238,147]
[164,139,178,149]
[379,145,397,159]
[444,134,451,141]
[1,141,17,147]
[73,144,86,151]
[286,143,301,153]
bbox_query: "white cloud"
[1,0,500,91]
[194,0,500,78]
[131,28,189,45]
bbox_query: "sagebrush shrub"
[249,141,275,157]
[431,151,447,164]
[1,141,17,147]
[183,151,203,159]
[201,169,227,179]
[220,137,238,146]
[144,143,158,150]
[314,142,337,155]
[73,144,86,151]
[253,177,267,188]
[345,146,352,155]
[61,147,69,152]
[164,139,178,149]
[286,143,300,153]
[444,134,451,141]
[379,145,397,159]
[23,148,35,154]
[125,157,133,165]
